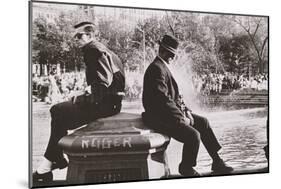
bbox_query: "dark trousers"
[44,99,121,162]
[149,113,221,168]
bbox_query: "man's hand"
[184,117,191,126]
[185,111,194,126]
[84,85,91,95]
[71,91,85,104]
[71,95,77,104]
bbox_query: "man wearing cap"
[33,21,125,182]
[142,34,233,176]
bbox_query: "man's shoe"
[33,171,53,183]
[33,158,68,183]
[212,159,233,173]
[179,166,201,177]
[51,158,68,170]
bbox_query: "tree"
[230,16,268,73]
[33,16,64,75]
[33,12,86,74]
[219,35,256,75]
[129,17,170,71]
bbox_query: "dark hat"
[159,34,179,55]
[73,21,96,38]
[74,21,95,29]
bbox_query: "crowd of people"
[124,70,143,100]
[32,71,268,104]
[32,70,143,104]
[192,72,268,95]
[32,72,87,104]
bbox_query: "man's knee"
[50,104,60,118]
[190,129,201,143]
[194,115,210,130]
[180,125,200,144]
[49,104,69,131]
[201,116,210,128]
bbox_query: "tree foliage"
[229,16,268,73]
[32,9,268,76]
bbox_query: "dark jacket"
[142,57,186,128]
[82,40,125,105]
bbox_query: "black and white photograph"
[29,0,269,188]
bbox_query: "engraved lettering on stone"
[113,138,121,147]
[123,137,132,148]
[82,137,133,149]
[96,139,101,148]
[102,138,112,149]
[82,140,89,149]
[91,138,99,148]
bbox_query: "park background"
[31,1,268,105]
[0,0,280,189]
[30,0,269,183]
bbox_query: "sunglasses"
[74,32,87,40]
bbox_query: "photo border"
[28,0,270,188]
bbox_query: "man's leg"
[44,100,97,163]
[155,122,201,175]
[34,100,98,182]
[191,113,221,160]
[191,113,233,173]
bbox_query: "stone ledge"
[59,113,170,155]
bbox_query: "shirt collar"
[81,40,94,51]
[157,55,171,71]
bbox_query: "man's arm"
[86,47,114,88]
[148,65,187,125]
[72,46,113,104]
[176,94,194,125]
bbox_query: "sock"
[37,157,53,174]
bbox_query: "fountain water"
[168,50,201,111]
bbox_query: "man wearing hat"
[142,34,233,176]
[33,21,125,182]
